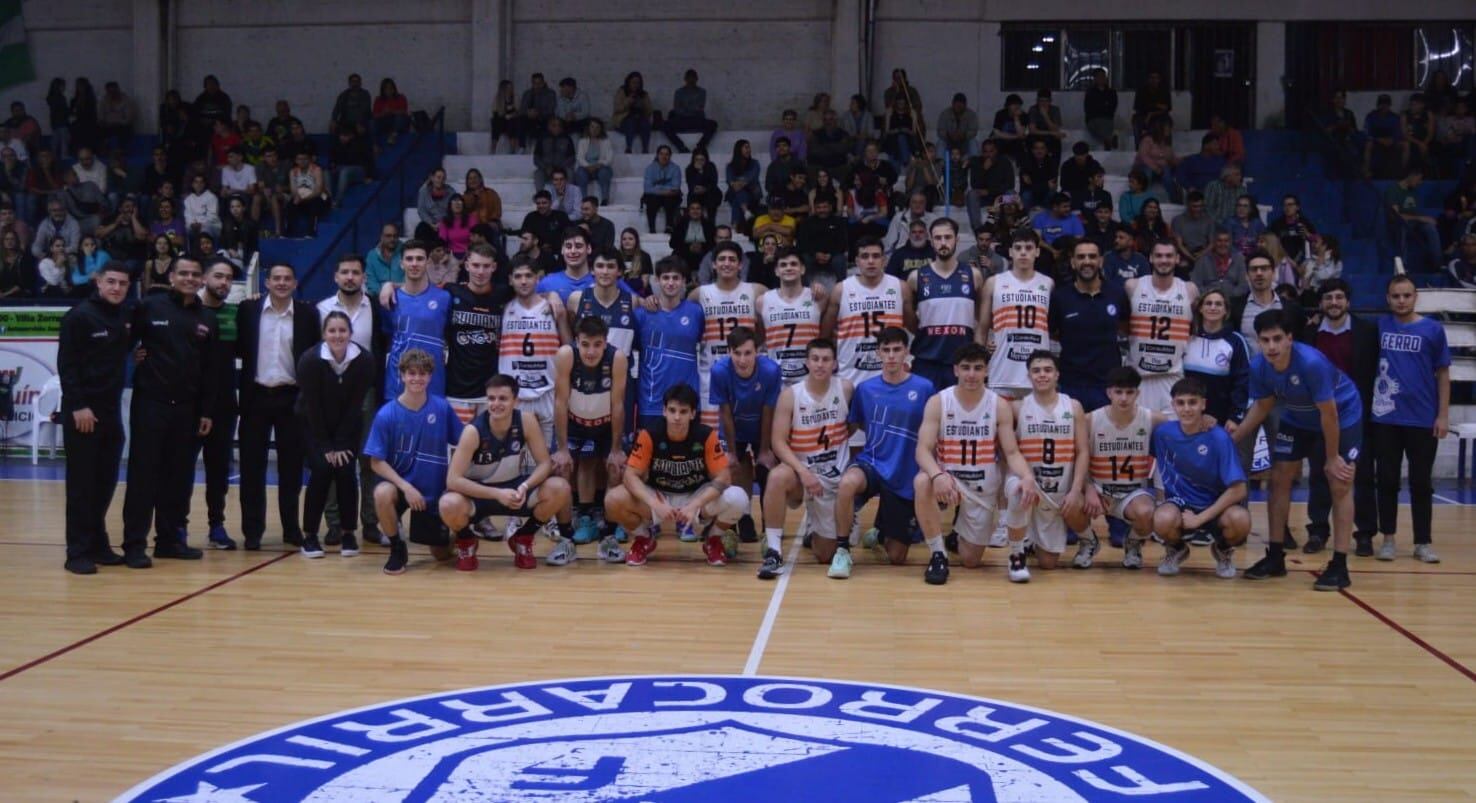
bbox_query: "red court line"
[0,552,293,682]
[1330,576,1476,684]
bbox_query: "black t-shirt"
[445,283,515,399]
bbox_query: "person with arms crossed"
[551,315,629,561]
[691,241,760,430]
[981,228,1054,399]
[709,326,782,547]
[1125,240,1197,413]
[758,248,823,386]
[909,218,983,391]
[500,257,570,448]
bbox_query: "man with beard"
[908,218,983,391]
[1049,239,1129,413]
[193,259,241,549]
[1125,240,1197,413]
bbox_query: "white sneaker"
[504,517,524,542]
[1071,534,1099,569]
[474,517,502,541]
[1413,543,1441,563]
[1211,542,1236,579]
[597,534,626,563]
[1377,535,1396,561]
[1158,542,1190,576]
[1007,552,1031,583]
[989,524,1009,548]
[545,537,577,566]
[1122,538,1144,569]
[827,547,853,579]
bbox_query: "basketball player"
[445,244,513,423]
[568,247,637,353]
[909,218,983,391]
[823,235,915,388]
[633,258,704,431]
[500,257,569,449]
[1150,376,1250,579]
[440,374,574,571]
[828,327,935,579]
[761,338,852,580]
[709,326,782,545]
[758,248,823,386]
[1125,240,1196,412]
[383,240,452,399]
[914,343,1035,584]
[981,229,1053,399]
[1002,350,1090,581]
[537,226,639,303]
[691,241,760,430]
[1076,367,1170,570]
[1235,308,1363,591]
[605,384,750,567]
[552,315,628,561]
[365,349,467,575]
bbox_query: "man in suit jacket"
[1299,278,1379,552]
[669,199,715,272]
[236,262,321,550]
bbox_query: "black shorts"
[469,478,535,519]
[1163,496,1239,542]
[568,421,612,458]
[856,462,920,543]
[390,488,448,546]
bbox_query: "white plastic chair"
[30,375,62,464]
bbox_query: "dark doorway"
[1179,23,1256,129]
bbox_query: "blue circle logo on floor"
[118,676,1266,801]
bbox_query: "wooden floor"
[2,477,1475,801]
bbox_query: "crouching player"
[1076,367,1165,570]
[605,385,750,566]
[760,338,852,580]
[710,326,782,547]
[1150,377,1250,578]
[914,343,1035,584]
[439,375,573,570]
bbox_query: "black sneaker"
[1282,530,1299,551]
[124,550,153,569]
[89,547,125,566]
[924,551,950,585]
[1244,553,1287,580]
[283,532,304,547]
[1184,529,1214,546]
[737,515,758,543]
[324,531,342,546]
[1313,561,1351,591]
[154,540,203,560]
[301,534,325,558]
[944,531,959,554]
[383,540,408,575]
[1302,534,1327,554]
[243,537,262,551]
[757,548,785,580]
[339,533,360,557]
[1354,533,1374,557]
[64,557,98,575]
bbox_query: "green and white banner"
[0,1,34,91]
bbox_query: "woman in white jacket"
[183,173,221,239]
[574,118,615,203]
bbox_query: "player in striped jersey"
[691,241,760,431]
[499,259,570,450]
[551,315,628,563]
[1125,240,1196,413]
[980,228,1053,399]
[1002,350,1091,582]
[822,236,915,387]
[909,218,984,391]
[913,343,1036,584]
[757,248,823,385]
[567,248,637,353]
[761,338,852,580]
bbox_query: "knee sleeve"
[710,486,750,524]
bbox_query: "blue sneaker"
[614,525,629,543]
[207,524,237,551]
[572,515,600,545]
[678,522,699,542]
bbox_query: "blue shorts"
[1059,380,1109,413]
[855,461,920,543]
[1272,421,1363,463]
[910,358,956,392]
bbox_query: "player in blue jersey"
[709,326,782,547]
[364,349,467,575]
[1150,377,1250,579]
[826,326,935,579]
[633,257,704,431]
[1235,308,1364,590]
[537,227,639,304]
[381,240,452,398]
[908,218,983,391]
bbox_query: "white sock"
[926,535,945,554]
[765,527,782,552]
[1009,538,1025,555]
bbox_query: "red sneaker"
[455,537,479,572]
[703,535,727,566]
[508,533,536,570]
[625,535,656,566]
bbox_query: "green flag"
[0,1,33,91]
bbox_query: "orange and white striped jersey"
[788,378,850,483]
[1015,391,1076,501]
[1089,405,1154,497]
[761,287,822,385]
[697,282,759,371]
[1128,277,1192,377]
[988,270,1053,391]
[498,298,559,400]
[937,387,998,485]
[836,274,905,385]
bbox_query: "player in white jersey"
[759,338,852,580]
[823,236,915,387]
[758,249,823,385]
[690,241,760,430]
[1002,350,1091,581]
[1125,240,1196,412]
[499,259,569,449]
[914,343,1036,584]
[981,228,1054,398]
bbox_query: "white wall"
[6,0,132,134]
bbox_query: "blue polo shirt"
[1049,278,1129,389]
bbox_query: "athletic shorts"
[469,478,539,520]
[1058,380,1108,413]
[856,462,920,544]
[1003,474,1066,554]
[448,396,489,424]
[784,473,840,541]
[518,392,556,458]
[650,483,749,535]
[988,385,1031,401]
[568,420,612,458]
[1161,496,1237,542]
[1098,485,1155,522]
[911,358,956,392]
[1272,420,1363,464]
[951,471,1003,547]
[386,486,447,546]
[1136,374,1177,415]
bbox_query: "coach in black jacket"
[1299,278,1379,551]
[235,263,320,550]
[57,263,133,574]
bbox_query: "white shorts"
[953,472,1003,547]
[788,477,839,541]
[654,484,750,534]
[517,392,556,451]
[988,385,1031,401]
[1003,474,1067,555]
[1099,485,1155,522]
[1137,374,1177,414]
[448,396,489,424]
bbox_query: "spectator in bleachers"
[74,235,110,296]
[373,78,411,145]
[107,146,136,200]
[1268,194,1317,263]
[1190,228,1248,300]
[765,137,802,200]
[515,230,555,276]
[618,227,654,288]
[854,140,898,198]
[329,128,373,207]
[1257,232,1302,288]
[68,147,103,199]
[365,223,403,295]
[59,171,105,236]
[1426,70,1459,115]
[768,110,807,164]
[937,93,980,158]
[776,170,812,221]
[0,205,30,258]
[33,198,80,259]
[1017,139,1057,211]
[1363,94,1406,179]
[882,94,922,166]
[670,199,714,272]
[883,190,937,253]
[256,147,289,233]
[810,168,841,211]
[1209,114,1244,166]
[885,218,933,278]
[1171,191,1215,265]
[579,197,615,250]
[1314,89,1364,180]
[0,146,23,210]
[960,224,1006,277]
[46,79,70,160]
[839,94,874,157]
[1223,194,1265,260]
[220,147,258,203]
[1080,202,1116,254]
[1131,69,1171,146]
[903,143,943,208]
[1384,166,1444,273]
[0,123,28,167]
[685,147,720,221]
[1031,193,1085,261]
[1441,173,1476,248]
[612,72,653,155]
[1403,93,1435,173]
[573,118,614,204]
[808,110,852,173]
[219,196,258,269]
[425,238,459,286]
[555,77,591,136]
[193,75,232,126]
[1203,163,1247,226]
[330,73,373,136]
[278,120,317,163]
[1058,141,1102,200]
[97,83,135,152]
[416,167,452,239]
[0,228,34,298]
[642,145,682,234]
[845,170,890,241]
[234,104,255,136]
[438,195,476,259]
[287,150,328,236]
[142,146,176,199]
[491,80,519,154]
[148,197,185,251]
[519,189,572,250]
[796,194,848,287]
[1435,98,1473,180]
[724,139,761,231]
[267,99,302,145]
[460,168,502,230]
[1084,69,1118,150]
[184,173,221,240]
[1028,89,1066,165]
[1176,134,1225,194]
[1135,118,1180,202]
[1448,233,1476,288]
[803,93,832,136]
[533,118,575,191]
[746,232,780,288]
[1074,168,1113,218]
[69,78,99,152]
[96,197,149,266]
[1304,234,1343,291]
[548,168,582,218]
[1129,198,1169,256]
[750,202,795,248]
[660,68,717,154]
[963,139,1012,231]
[36,235,73,297]
[4,102,39,157]
[21,147,60,222]
[140,234,176,293]
[1105,225,1148,282]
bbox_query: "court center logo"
[119,676,1266,802]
